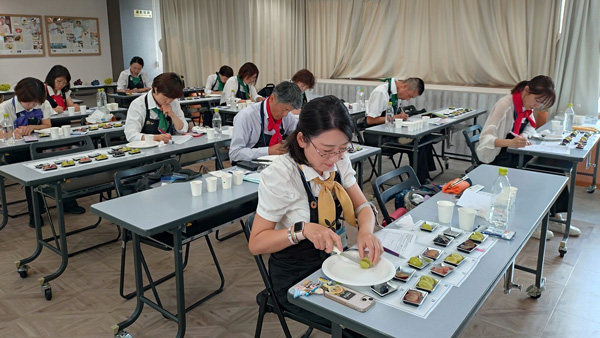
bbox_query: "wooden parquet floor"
[0,159,599,338]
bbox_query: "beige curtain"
[160,0,305,88]
[305,0,561,87]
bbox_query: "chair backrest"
[351,114,366,144]
[462,124,482,167]
[103,131,128,147]
[214,139,231,170]
[113,158,182,197]
[371,165,420,225]
[113,112,126,121]
[30,135,95,160]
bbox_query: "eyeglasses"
[308,139,354,158]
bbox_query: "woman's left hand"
[356,231,383,264]
[161,103,174,117]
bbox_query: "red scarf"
[512,91,536,134]
[266,97,282,146]
[46,84,66,109]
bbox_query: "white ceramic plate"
[322,251,396,286]
[126,140,159,149]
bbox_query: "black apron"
[141,94,174,135]
[236,78,250,100]
[127,74,145,90]
[251,100,286,149]
[491,108,532,168]
[302,92,308,106]
[269,166,344,311]
[45,87,67,109]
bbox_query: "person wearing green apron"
[204,65,233,95]
[220,62,266,104]
[248,96,382,333]
[291,68,316,108]
[117,56,151,94]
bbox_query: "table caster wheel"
[526,278,545,299]
[41,283,52,301]
[17,264,29,278]
[586,185,596,193]
[115,330,133,338]
[559,250,566,258]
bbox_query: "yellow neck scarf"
[312,172,357,228]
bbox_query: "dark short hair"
[511,75,556,109]
[291,69,316,89]
[130,56,144,67]
[45,65,71,92]
[218,65,234,78]
[272,82,303,109]
[238,62,259,84]
[152,72,184,99]
[403,78,425,96]
[286,95,353,165]
[15,77,46,104]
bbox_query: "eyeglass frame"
[307,137,355,158]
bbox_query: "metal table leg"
[559,165,577,257]
[173,227,187,338]
[412,137,419,176]
[377,135,383,176]
[15,186,44,279]
[0,177,9,231]
[357,160,364,190]
[515,213,549,298]
[587,142,599,193]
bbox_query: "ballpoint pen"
[449,175,469,188]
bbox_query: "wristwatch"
[294,221,305,241]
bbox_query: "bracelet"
[287,226,296,245]
[291,228,299,244]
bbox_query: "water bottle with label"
[358,88,365,110]
[489,167,512,229]
[385,102,394,130]
[563,103,574,133]
[96,88,108,112]
[2,112,14,145]
[356,86,361,106]
[228,90,236,107]
[212,108,222,136]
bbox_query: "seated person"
[291,68,316,114]
[220,62,265,104]
[44,65,80,113]
[117,56,151,93]
[476,75,578,239]
[365,77,435,183]
[248,95,382,331]
[125,72,188,143]
[229,82,302,162]
[204,65,234,95]
[0,77,53,226]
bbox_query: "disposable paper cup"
[551,120,562,133]
[49,127,59,139]
[574,115,585,125]
[407,122,415,132]
[145,134,155,144]
[228,126,234,135]
[206,128,215,139]
[221,173,233,189]
[61,125,71,137]
[233,171,244,185]
[437,200,455,224]
[112,103,119,111]
[458,207,477,231]
[395,119,403,129]
[67,107,75,115]
[238,102,246,109]
[422,116,430,127]
[79,105,87,113]
[206,177,218,192]
[190,180,202,196]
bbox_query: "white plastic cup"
[551,120,562,134]
[206,177,218,192]
[190,180,202,196]
[574,115,585,125]
[437,200,455,224]
[458,207,477,231]
[233,171,244,185]
[228,126,234,135]
[49,127,59,139]
[79,105,87,113]
[145,134,155,145]
[395,119,403,129]
[61,125,71,137]
[238,102,246,109]
[112,103,119,111]
[206,128,215,139]
[422,116,430,126]
[221,173,233,189]
[67,106,75,115]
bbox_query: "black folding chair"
[102,130,128,147]
[372,165,421,226]
[30,135,119,257]
[243,214,331,338]
[113,159,224,312]
[462,124,482,173]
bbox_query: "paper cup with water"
[458,207,476,231]
[233,170,244,185]
[221,173,233,189]
[206,177,218,192]
[437,200,455,224]
[190,180,202,196]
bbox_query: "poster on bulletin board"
[44,16,101,56]
[0,14,45,57]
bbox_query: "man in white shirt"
[229,82,302,162]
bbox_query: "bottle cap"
[499,167,508,175]
[214,108,219,113]
[568,103,573,107]
[388,102,392,105]
[3,112,9,117]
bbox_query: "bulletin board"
[44,16,101,56]
[0,14,45,57]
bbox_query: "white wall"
[0,0,112,88]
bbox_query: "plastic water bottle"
[212,108,222,136]
[96,88,108,112]
[358,88,365,110]
[356,86,361,106]
[228,89,236,107]
[385,102,394,130]
[2,112,14,145]
[563,103,574,133]
[489,167,512,229]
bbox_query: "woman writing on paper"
[204,65,234,95]
[44,65,80,113]
[220,62,265,104]
[248,96,382,327]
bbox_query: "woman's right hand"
[156,133,172,143]
[303,222,342,253]
[54,106,64,113]
[511,137,527,148]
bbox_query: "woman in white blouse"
[248,95,382,327]
[476,75,578,239]
[220,62,265,104]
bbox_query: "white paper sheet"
[172,135,193,144]
[373,228,417,259]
